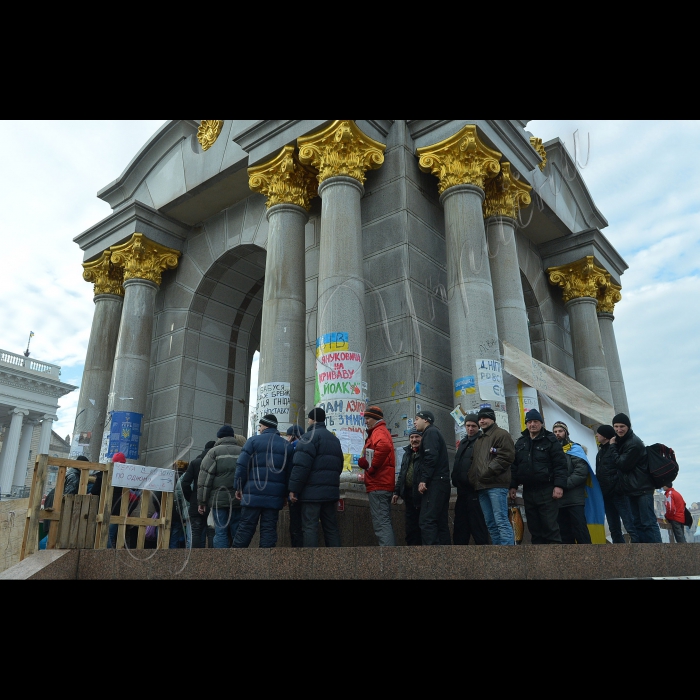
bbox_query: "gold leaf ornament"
[82,250,125,296]
[483,162,532,219]
[198,120,224,151]
[417,124,502,194]
[109,233,181,287]
[547,256,608,303]
[597,275,622,314]
[530,136,547,171]
[297,120,386,186]
[248,145,319,211]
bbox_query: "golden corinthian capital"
[417,124,502,194]
[297,120,386,186]
[597,274,622,314]
[82,250,125,297]
[248,145,318,211]
[483,162,532,220]
[109,233,180,287]
[198,120,224,151]
[547,256,609,303]
[530,137,547,171]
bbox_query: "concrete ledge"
[3,543,693,580]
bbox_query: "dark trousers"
[453,487,489,545]
[523,483,562,544]
[628,493,662,543]
[557,505,592,544]
[670,520,686,543]
[302,501,341,547]
[189,514,214,548]
[232,507,280,548]
[603,493,639,543]
[403,493,422,546]
[289,500,304,547]
[419,477,451,546]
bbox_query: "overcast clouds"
[1,120,698,503]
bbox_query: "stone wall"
[0,497,29,573]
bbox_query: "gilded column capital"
[109,233,181,287]
[416,124,502,194]
[530,137,547,171]
[547,256,608,303]
[597,275,622,314]
[297,120,386,186]
[483,162,532,219]
[82,250,125,297]
[248,145,318,211]
[198,120,224,151]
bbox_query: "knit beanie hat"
[408,428,422,436]
[217,425,235,438]
[287,424,304,438]
[612,413,631,428]
[415,410,434,423]
[478,407,496,421]
[596,425,615,440]
[112,452,126,463]
[464,414,480,426]
[525,409,544,423]
[364,406,383,420]
[76,455,90,462]
[552,420,569,437]
[309,407,326,422]
[259,414,278,429]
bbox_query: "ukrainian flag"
[567,442,606,544]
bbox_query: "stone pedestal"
[598,312,629,414]
[0,408,28,495]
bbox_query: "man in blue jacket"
[288,408,344,547]
[232,414,291,548]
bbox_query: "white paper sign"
[339,429,365,456]
[111,464,176,492]
[476,359,506,402]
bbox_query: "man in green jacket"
[469,407,516,545]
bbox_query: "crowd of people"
[40,403,690,549]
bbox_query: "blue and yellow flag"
[567,442,606,544]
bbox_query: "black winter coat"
[595,442,618,497]
[452,433,479,491]
[559,446,589,507]
[395,445,421,501]
[181,450,208,518]
[417,424,450,486]
[511,428,568,490]
[610,429,654,497]
[288,423,343,502]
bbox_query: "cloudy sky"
[1,120,698,503]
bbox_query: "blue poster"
[108,411,143,460]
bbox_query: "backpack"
[684,507,693,529]
[646,443,679,488]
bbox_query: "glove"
[358,457,369,469]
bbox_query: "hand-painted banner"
[476,359,505,402]
[256,382,291,429]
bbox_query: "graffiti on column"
[314,332,366,471]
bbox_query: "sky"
[0,120,698,504]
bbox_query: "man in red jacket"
[663,483,687,543]
[358,406,397,546]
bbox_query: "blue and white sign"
[107,411,143,460]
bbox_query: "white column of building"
[12,418,38,490]
[0,408,29,495]
[38,414,57,454]
[248,145,317,430]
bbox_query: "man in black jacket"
[452,415,489,545]
[392,429,423,545]
[181,440,215,548]
[609,412,661,543]
[414,410,451,545]
[509,409,568,544]
[595,425,638,543]
[288,408,343,547]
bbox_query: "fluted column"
[12,418,38,490]
[417,125,508,425]
[78,251,125,461]
[105,234,180,461]
[0,408,29,495]
[597,276,629,414]
[38,414,56,454]
[483,163,539,437]
[248,145,318,431]
[548,256,614,425]
[298,120,385,468]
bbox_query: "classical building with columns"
[0,350,76,497]
[73,120,629,471]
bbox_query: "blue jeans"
[169,519,186,549]
[603,493,639,543]
[212,507,241,548]
[478,488,514,545]
[232,507,280,548]
[628,493,662,543]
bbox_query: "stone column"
[417,125,508,425]
[597,276,629,414]
[12,419,38,490]
[548,256,614,425]
[248,145,318,430]
[0,408,29,495]
[79,251,125,461]
[38,414,56,454]
[483,163,538,437]
[106,234,180,461]
[298,120,385,469]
